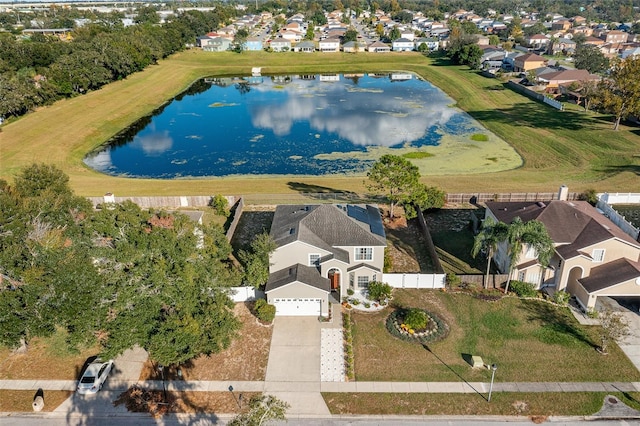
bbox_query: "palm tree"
[471,217,509,289]
[504,218,555,294]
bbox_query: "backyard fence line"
[85,192,581,208]
[87,195,237,209]
[228,286,264,303]
[599,193,640,205]
[445,192,578,204]
[506,80,564,111]
[384,273,446,289]
[225,197,245,242]
[415,207,445,274]
[456,274,510,289]
[596,199,640,241]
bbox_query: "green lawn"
[351,289,640,383]
[323,392,640,416]
[1,51,639,196]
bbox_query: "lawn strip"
[352,290,640,382]
[0,331,99,380]
[322,392,640,416]
[0,390,72,412]
[1,51,639,196]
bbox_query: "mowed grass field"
[1,50,639,196]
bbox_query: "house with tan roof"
[537,69,600,89]
[514,53,547,72]
[266,204,387,316]
[485,191,640,311]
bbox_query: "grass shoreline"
[2,51,639,196]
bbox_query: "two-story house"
[485,194,640,311]
[392,38,415,52]
[266,204,387,316]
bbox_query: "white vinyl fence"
[229,286,264,302]
[599,193,640,204]
[383,273,446,289]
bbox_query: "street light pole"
[488,363,497,402]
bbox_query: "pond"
[84,73,521,178]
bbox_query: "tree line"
[0,8,236,120]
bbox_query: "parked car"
[77,359,114,394]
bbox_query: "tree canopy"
[594,56,640,130]
[366,154,444,219]
[0,164,243,365]
[574,44,609,74]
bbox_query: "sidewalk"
[2,379,639,393]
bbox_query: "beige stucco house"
[266,204,387,316]
[485,196,640,311]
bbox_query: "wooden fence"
[456,274,510,289]
[225,197,245,242]
[445,192,578,204]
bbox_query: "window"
[309,254,320,267]
[518,271,526,282]
[357,276,369,288]
[592,249,605,263]
[355,247,373,261]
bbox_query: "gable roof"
[270,204,387,254]
[579,258,640,293]
[537,69,599,83]
[516,53,547,63]
[265,263,330,292]
[486,200,640,260]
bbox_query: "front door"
[329,271,340,290]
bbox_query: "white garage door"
[273,298,321,316]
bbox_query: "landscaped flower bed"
[386,308,448,344]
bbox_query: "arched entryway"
[566,266,584,294]
[328,268,341,292]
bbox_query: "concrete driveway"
[264,317,330,416]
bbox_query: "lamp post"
[229,385,242,410]
[488,363,497,402]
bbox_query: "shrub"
[404,308,428,331]
[367,281,393,302]
[254,299,276,323]
[553,290,570,306]
[509,280,537,298]
[352,299,360,306]
[446,273,460,288]
[210,194,230,217]
[347,288,354,296]
[364,302,371,308]
[383,250,393,273]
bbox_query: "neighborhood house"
[486,191,640,311]
[266,204,387,316]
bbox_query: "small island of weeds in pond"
[403,151,434,159]
[470,133,489,142]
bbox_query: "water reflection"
[85,73,482,178]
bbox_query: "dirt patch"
[0,390,72,412]
[140,303,272,381]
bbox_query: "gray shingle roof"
[270,204,387,259]
[265,263,330,292]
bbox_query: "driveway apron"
[265,316,331,416]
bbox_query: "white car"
[77,359,114,394]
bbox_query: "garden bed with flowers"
[386,307,448,344]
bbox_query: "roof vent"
[289,228,295,234]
